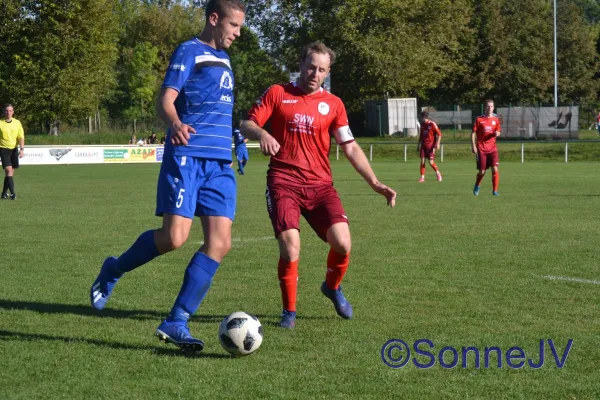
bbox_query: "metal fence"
[418,104,591,140]
[334,140,600,163]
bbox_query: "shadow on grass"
[0,329,230,359]
[0,299,344,327]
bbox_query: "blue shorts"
[156,154,236,220]
[235,146,249,162]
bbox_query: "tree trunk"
[48,120,60,136]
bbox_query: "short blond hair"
[300,41,336,67]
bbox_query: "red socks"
[278,257,298,312]
[420,165,426,176]
[430,162,439,172]
[279,250,350,311]
[325,249,350,290]
[492,171,499,192]
[476,173,484,186]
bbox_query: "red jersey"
[419,120,441,148]
[473,114,501,154]
[247,82,353,186]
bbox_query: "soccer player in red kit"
[472,99,501,196]
[240,41,396,329]
[416,111,442,182]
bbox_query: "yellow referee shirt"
[0,118,25,149]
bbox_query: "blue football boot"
[320,282,353,319]
[278,310,296,329]
[156,320,205,351]
[90,257,122,311]
[473,185,480,196]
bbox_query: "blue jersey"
[162,38,234,161]
[233,129,246,149]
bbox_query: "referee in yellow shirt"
[0,104,25,200]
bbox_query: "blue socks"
[237,160,245,174]
[167,252,220,322]
[116,230,161,273]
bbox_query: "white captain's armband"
[333,125,355,145]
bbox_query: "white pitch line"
[542,275,600,285]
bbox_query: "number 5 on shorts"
[176,188,185,208]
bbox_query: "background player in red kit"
[416,111,442,182]
[472,99,501,196]
[240,41,396,329]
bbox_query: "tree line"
[1,0,599,135]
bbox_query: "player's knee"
[159,230,189,252]
[210,236,232,257]
[279,243,300,261]
[330,236,351,255]
[278,235,300,261]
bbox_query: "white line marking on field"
[198,236,273,245]
[542,275,600,285]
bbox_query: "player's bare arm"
[157,88,196,146]
[18,137,24,158]
[240,119,280,156]
[341,141,396,208]
[470,131,477,153]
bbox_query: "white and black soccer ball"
[218,311,263,356]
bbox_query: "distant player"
[416,111,442,182]
[0,104,25,200]
[472,99,501,196]
[90,0,245,351]
[240,41,396,329]
[233,127,248,174]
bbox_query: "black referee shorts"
[0,147,19,169]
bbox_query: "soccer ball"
[218,311,263,356]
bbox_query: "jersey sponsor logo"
[169,63,186,71]
[282,99,298,104]
[220,71,233,90]
[318,102,330,115]
[492,120,496,126]
[293,113,315,126]
[220,94,233,103]
[49,148,72,161]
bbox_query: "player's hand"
[471,147,477,154]
[259,132,280,156]
[436,144,440,151]
[19,149,24,158]
[372,183,396,208]
[171,122,195,146]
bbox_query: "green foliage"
[122,42,160,120]
[1,0,600,135]
[0,0,120,133]
[229,27,289,122]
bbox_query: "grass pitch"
[0,159,598,399]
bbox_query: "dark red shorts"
[477,150,499,170]
[265,183,348,242]
[420,146,436,160]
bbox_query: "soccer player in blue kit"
[233,127,248,174]
[90,0,246,351]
